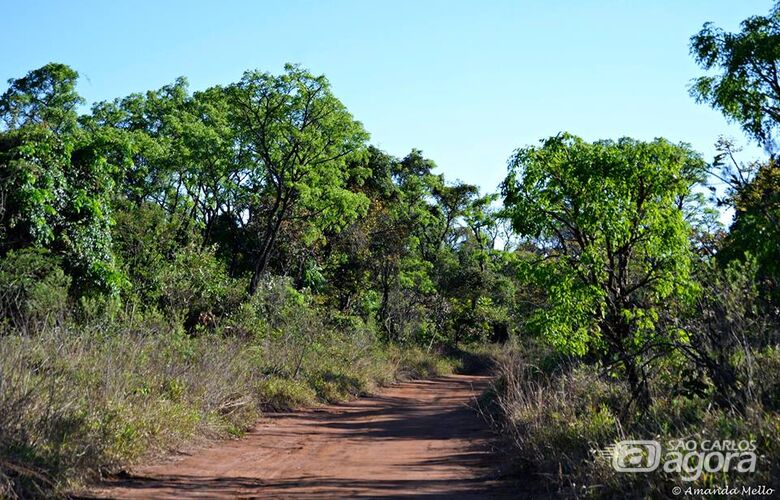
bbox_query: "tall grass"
[0,280,458,498]
[489,340,780,498]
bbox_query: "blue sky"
[3,1,772,194]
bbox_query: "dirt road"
[92,374,513,499]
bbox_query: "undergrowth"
[0,278,459,498]
[487,339,780,498]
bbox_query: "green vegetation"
[487,3,780,497]
[3,3,780,499]
[491,336,780,497]
[502,135,705,408]
[0,60,515,497]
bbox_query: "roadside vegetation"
[3,3,780,499]
[0,53,514,497]
[487,4,780,497]
[0,280,460,497]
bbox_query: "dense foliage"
[0,61,519,497]
[0,63,517,344]
[691,3,780,149]
[502,135,705,407]
[2,2,780,498]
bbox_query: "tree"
[0,64,120,294]
[718,155,780,299]
[501,133,706,408]
[690,3,780,150]
[689,2,780,296]
[318,147,395,313]
[0,63,83,135]
[86,77,193,210]
[441,223,517,343]
[228,65,369,294]
[428,181,479,257]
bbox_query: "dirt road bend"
[93,374,513,499]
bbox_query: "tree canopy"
[501,133,706,405]
[691,4,780,150]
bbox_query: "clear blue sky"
[3,0,772,194]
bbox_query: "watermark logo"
[594,439,759,481]
[602,440,661,472]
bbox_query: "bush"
[256,377,317,411]
[111,202,196,305]
[391,345,458,380]
[0,249,70,332]
[157,244,244,330]
[674,257,780,410]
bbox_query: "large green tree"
[501,133,705,407]
[690,4,780,301]
[690,4,780,302]
[228,65,369,294]
[0,64,120,293]
[0,63,83,134]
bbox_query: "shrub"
[391,345,458,380]
[0,248,70,332]
[157,244,243,330]
[256,377,317,411]
[111,202,196,305]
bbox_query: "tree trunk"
[249,198,288,295]
[605,311,653,411]
[249,227,278,294]
[378,265,392,338]
[624,356,652,410]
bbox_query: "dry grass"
[0,307,458,498]
[488,339,780,498]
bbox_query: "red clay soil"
[90,374,517,499]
